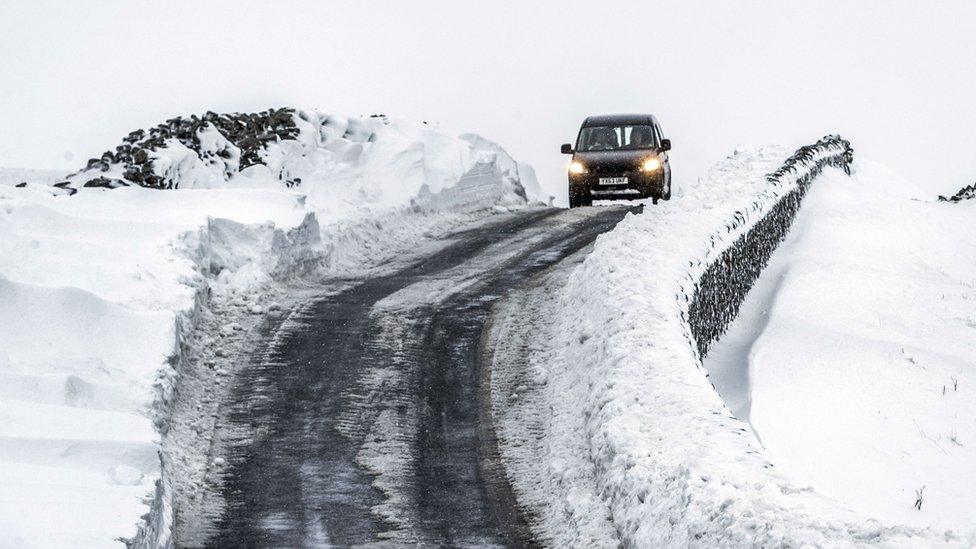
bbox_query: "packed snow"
[0,111,538,547]
[505,144,968,546]
[0,168,68,187]
[705,161,976,534]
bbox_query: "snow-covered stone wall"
[542,137,958,546]
[57,108,536,212]
[938,182,976,203]
[688,136,852,357]
[67,108,300,189]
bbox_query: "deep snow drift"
[500,144,967,546]
[0,110,538,547]
[706,162,976,534]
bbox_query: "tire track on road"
[203,206,635,547]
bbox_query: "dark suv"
[561,114,672,208]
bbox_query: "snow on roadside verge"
[533,140,961,546]
[0,111,538,548]
[486,244,620,547]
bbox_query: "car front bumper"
[569,171,665,200]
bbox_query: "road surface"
[203,206,636,547]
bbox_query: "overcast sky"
[2,1,974,201]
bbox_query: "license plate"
[598,177,628,186]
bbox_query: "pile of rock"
[72,108,299,189]
[939,183,976,203]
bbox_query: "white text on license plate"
[599,177,628,185]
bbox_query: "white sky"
[2,1,974,202]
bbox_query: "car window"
[626,125,658,149]
[578,125,658,151]
[578,126,619,151]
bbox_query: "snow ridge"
[548,138,960,546]
[130,214,325,549]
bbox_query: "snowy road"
[197,206,636,547]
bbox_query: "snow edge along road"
[490,138,967,546]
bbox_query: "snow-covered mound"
[0,168,69,187]
[532,140,963,546]
[0,111,539,548]
[59,108,533,208]
[59,108,299,189]
[708,161,976,536]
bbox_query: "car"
[561,114,672,208]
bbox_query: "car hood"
[574,149,659,172]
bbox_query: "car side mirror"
[661,139,672,151]
[560,143,574,154]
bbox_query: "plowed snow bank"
[0,111,538,547]
[537,146,958,546]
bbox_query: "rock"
[213,457,226,467]
[214,348,228,357]
[70,107,299,191]
[82,177,129,189]
[939,183,976,203]
[51,182,77,196]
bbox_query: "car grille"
[590,164,637,175]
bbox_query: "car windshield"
[577,125,658,151]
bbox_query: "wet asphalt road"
[205,206,636,548]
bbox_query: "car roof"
[581,114,658,127]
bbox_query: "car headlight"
[640,157,662,172]
[568,161,587,174]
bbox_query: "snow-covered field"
[494,142,972,546]
[0,111,538,547]
[4,112,972,547]
[706,162,976,534]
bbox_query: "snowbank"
[711,161,976,535]
[0,110,537,547]
[0,184,291,548]
[538,139,963,546]
[0,168,68,187]
[60,109,537,208]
